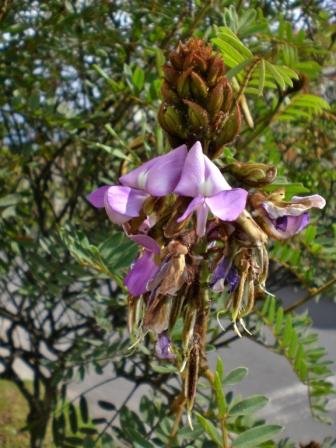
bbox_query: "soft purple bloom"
[210,256,239,293]
[155,331,175,359]
[87,145,187,224]
[262,194,325,238]
[124,235,160,297]
[120,144,187,196]
[174,142,248,236]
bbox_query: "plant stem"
[284,276,336,313]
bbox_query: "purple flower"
[261,194,325,239]
[124,235,160,296]
[155,331,175,360]
[87,144,187,224]
[210,256,239,293]
[174,142,248,236]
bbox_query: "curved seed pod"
[207,78,225,118]
[184,100,209,130]
[158,104,187,139]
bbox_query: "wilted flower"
[174,141,248,236]
[124,235,160,297]
[252,192,326,239]
[210,256,239,293]
[87,145,187,224]
[155,331,176,359]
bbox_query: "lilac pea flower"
[155,331,176,360]
[261,194,326,239]
[124,235,161,297]
[120,144,187,196]
[87,144,187,224]
[210,256,239,293]
[174,141,248,237]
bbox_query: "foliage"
[0,0,335,447]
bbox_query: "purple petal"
[120,145,187,196]
[177,196,204,223]
[196,202,209,237]
[206,188,248,221]
[174,141,206,197]
[104,186,149,225]
[87,185,110,208]
[155,331,176,360]
[210,256,239,293]
[129,234,160,254]
[276,213,310,236]
[203,154,231,195]
[124,251,159,296]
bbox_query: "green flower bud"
[225,162,277,186]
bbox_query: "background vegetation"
[0,1,335,447]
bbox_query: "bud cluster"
[158,38,241,159]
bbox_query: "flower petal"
[277,213,310,236]
[206,188,248,221]
[124,251,159,296]
[177,196,204,223]
[155,331,176,360]
[174,141,205,197]
[120,144,187,196]
[129,234,160,254]
[291,194,326,209]
[87,185,110,208]
[203,154,231,195]
[263,194,326,219]
[104,186,149,225]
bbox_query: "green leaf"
[232,424,283,447]
[79,396,89,424]
[229,395,269,416]
[97,400,116,411]
[223,367,248,385]
[265,62,286,90]
[216,357,225,382]
[218,27,253,58]
[68,403,78,434]
[226,58,253,79]
[132,66,145,92]
[196,414,222,446]
[214,372,227,416]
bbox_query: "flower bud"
[184,100,209,130]
[177,69,192,97]
[207,78,225,118]
[190,71,208,100]
[212,106,241,157]
[207,55,225,86]
[158,104,187,139]
[225,162,277,186]
[163,64,179,85]
[161,81,179,104]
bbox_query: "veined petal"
[177,196,204,223]
[120,144,187,196]
[104,186,148,225]
[263,194,326,219]
[87,185,110,208]
[124,251,159,296]
[291,194,326,209]
[196,202,209,237]
[174,141,205,197]
[129,234,160,254]
[206,188,248,221]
